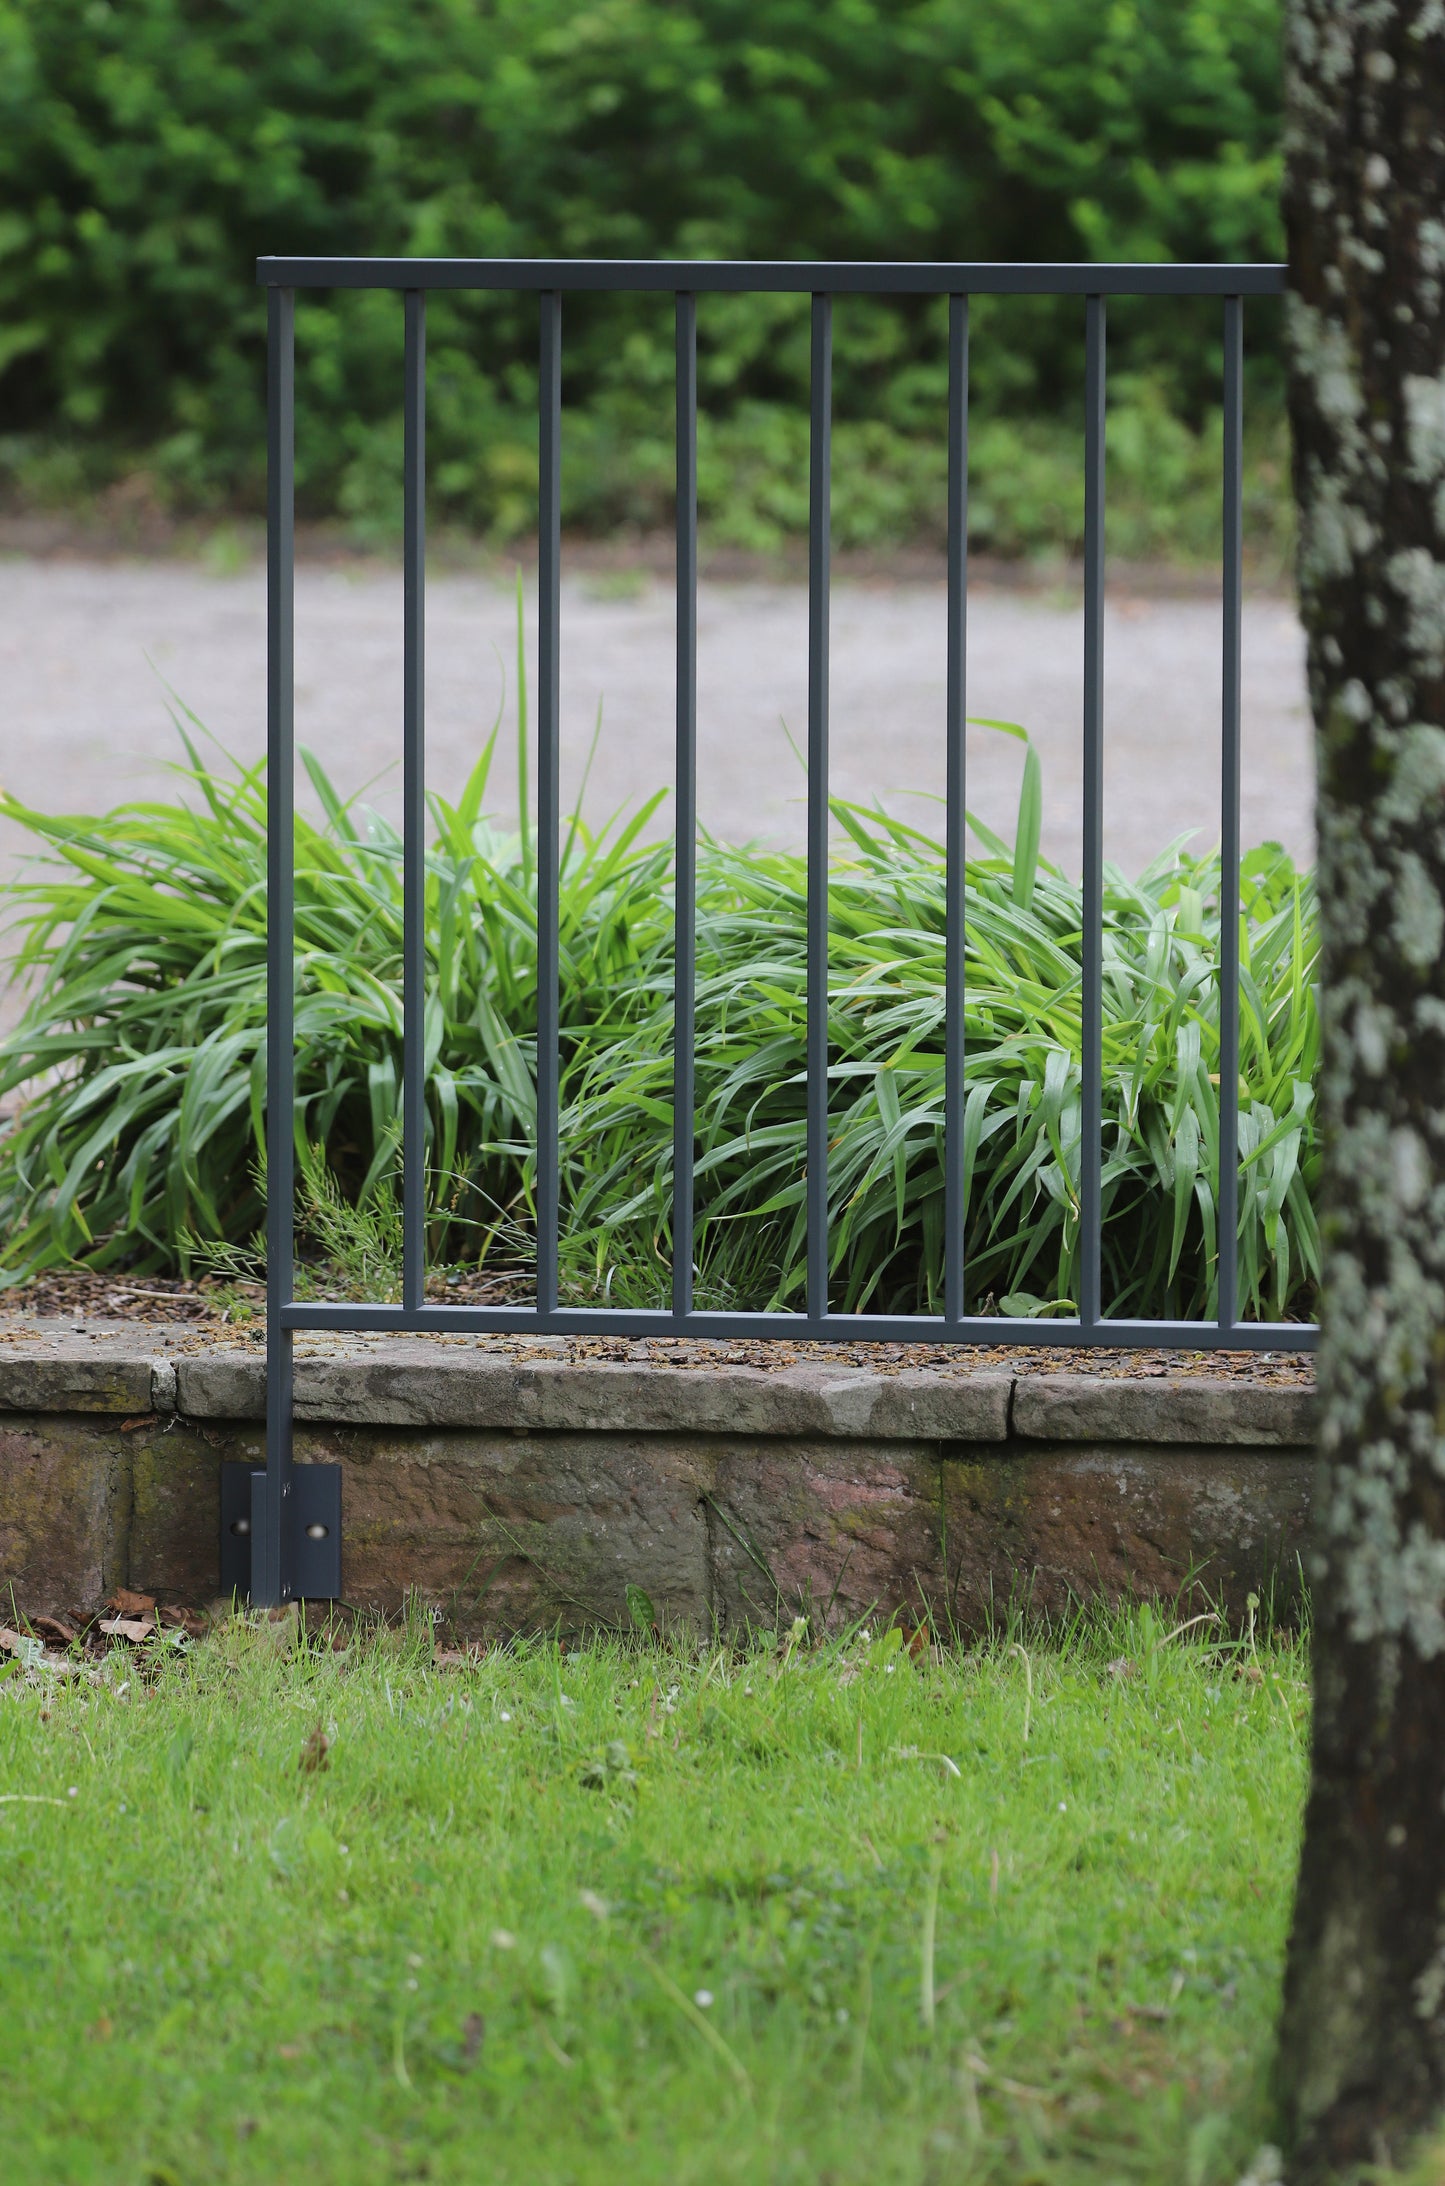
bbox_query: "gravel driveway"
[1,550,1312,903]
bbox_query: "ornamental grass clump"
[0,710,1318,1321]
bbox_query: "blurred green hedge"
[0,0,1284,552]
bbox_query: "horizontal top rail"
[256,256,1286,298]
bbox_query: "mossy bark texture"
[1278,2,1445,2175]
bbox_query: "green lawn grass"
[0,1613,1306,2185]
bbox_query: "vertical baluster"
[537,293,562,1315]
[1080,295,1106,1332]
[402,290,427,1313]
[674,292,698,1320]
[807,294,833,1326]
[944,295,969,1327]
[262,283,296,1606]
[1219,295,1244,1331]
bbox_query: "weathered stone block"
[0,1415,130,1615]
[175,1347,1012,1442]
[129,1421,248,1602]
[173,1352,263,1420]
[329,1426,712,1634]
[1012,1373,1316,1447]
[0,1352,156,1415]
[705,1437,950,1633]
[939,1443,1316,1623]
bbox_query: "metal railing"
[248,255,1306,1606]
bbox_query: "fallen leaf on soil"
[98,1617,156,1642]
[119,1415,158,1434]
[108,1589,156,1616]
[159,1604,207,1638]
[31,1617,76,1645]
[0,1627,34,1656]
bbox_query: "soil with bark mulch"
[1,1269,1315,1383]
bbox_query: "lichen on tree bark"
[1278,0,1445,2174]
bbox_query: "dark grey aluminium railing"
[245,255,1305,1608]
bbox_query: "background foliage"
[0,0,1286,554]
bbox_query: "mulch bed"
[1,1269,1315,1382]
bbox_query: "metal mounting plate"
[220,1462,342,1602]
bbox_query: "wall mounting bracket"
[220,1462,342,1604]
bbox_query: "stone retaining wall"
[0,1323,1318,1634]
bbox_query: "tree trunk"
[1277,2,1445,2176]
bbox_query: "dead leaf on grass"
[299,1722,330,1774]
[0,1626,58,1669]
[159,1605,207,1639]
[98,1617,156,1643]
[108,1590,156,1617]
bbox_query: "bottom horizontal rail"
[279,1302,1315,1351]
